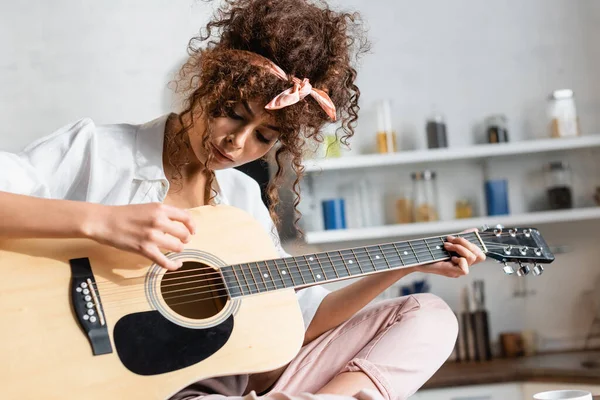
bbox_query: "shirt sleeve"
[0,118,95,199]
[245,177,330,331]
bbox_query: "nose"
[226,125,254,150]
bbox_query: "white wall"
[2,0,600,352]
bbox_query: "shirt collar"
[133,114,170,182]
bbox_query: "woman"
[0,1,485,399]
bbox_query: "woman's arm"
[0,191,195,270]
[303,235,486,344]
[303,267,416,344]
[0,191,100,239]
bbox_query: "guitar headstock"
[479,226,554,277]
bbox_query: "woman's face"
[190,100,281,170]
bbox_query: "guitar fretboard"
[221,232,483,297]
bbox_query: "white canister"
[548,89,581,138]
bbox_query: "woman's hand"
[84,203,196,270]
[415,233,486,278]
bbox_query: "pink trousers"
[172,294,458,400]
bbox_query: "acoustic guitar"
[0,205,554,399]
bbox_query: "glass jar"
[548,89,580,138]
[411,170,439,222]
[485,114,509,143]
[455,199,473,219]
[544,161,573,209]
[426,113,448,149]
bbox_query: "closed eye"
[256,131,272,144]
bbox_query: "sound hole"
[160,261,228,319]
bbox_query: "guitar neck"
[222,231,485,297]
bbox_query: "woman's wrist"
[78,202,108,240]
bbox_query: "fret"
[425,237,447,260]
[240,263,259,294]
[414,239,434,263]
[394,242,418,266]
[366,245,387,271]
[221,266,243,298]
[324,252,339,279]
[294,257,314,285]
[350,248,366,275]
[255,261,276,291]
[363,246,378,272]
[377,245,393,270]
[303,260,318,284]
[250,262,268,293]
[304,255,327,283]
[252,262,270,292]
[265,260,285,289]
[308,254,336,280]
[335,250,352,278]
[275,258,295,288]
[390,242,404,266]
[231,264,252,295]
[381,243,401,268]
[339,249,361,276]
[287,257,307,286]
[407,241,419,264]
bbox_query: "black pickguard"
[113,311,233,376]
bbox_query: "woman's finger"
[446,235,486,261]
[142,244,183,270]
[157,218,193,244]
[163,205,196,235]
[452,256,469,275]
[444,241,477,264]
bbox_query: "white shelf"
[303,135,600,173]
[304,207,600,244]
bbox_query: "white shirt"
[0,115,329,329]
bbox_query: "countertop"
[422,351,600,389]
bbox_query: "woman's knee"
[411,293,459,341]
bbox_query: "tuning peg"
[532,264,544,276]
[502,262,515,275]
[516,262,531,277]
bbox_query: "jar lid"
[549,89,574,100]
[546,161,570,171]
[411,170,436,180]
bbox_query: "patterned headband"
[240,51,337,121]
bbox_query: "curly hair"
[167,0,369,230]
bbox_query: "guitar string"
[99,249,454,306]
[92,236,535,296]
[90,231,506,288]
[97,240,539,305]
[93,234,485,293]
[94,240,538,301]
[91,230,527,283]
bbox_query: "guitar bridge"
[69,257,112,355]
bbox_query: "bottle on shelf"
[411,170,439,222]
[485,114,509,144]
[426,110,448,149]
[544,161,573,210]
[375,99,397,153]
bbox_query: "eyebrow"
[242,100,281,132]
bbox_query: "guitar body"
[0,205,305,400]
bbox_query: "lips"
[211,143,234,162]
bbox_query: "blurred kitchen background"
[2,0,600,398]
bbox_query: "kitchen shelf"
[303,135,600,173]
[304,207,600,244]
